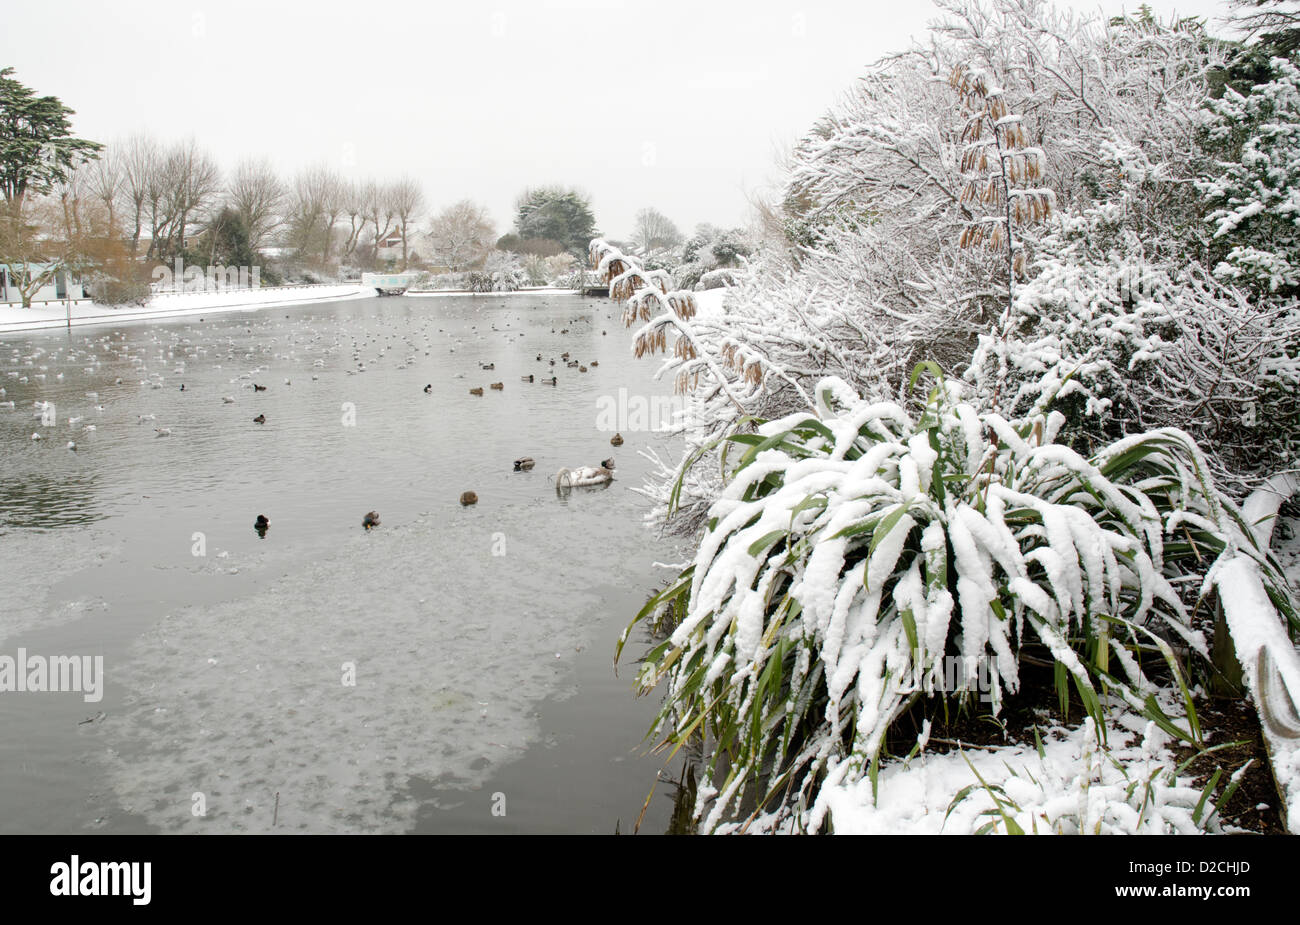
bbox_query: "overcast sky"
[3,0,1234,241]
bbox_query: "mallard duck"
[253,414,266,424]
[252,384,267,392]
[254,514,269,530]
[610,432,624,446]
[460,491,478,506]
[362,511,381,530]
[480,362,495,370]
[579,366,587,373]
[423,384,432,393]
[521,374,534,382]
[601,457,616,469]
[489,382,503,390]
[542,376,557,385]
[590,360,599,367]
[514,457,535,471]
[469,387,484,396]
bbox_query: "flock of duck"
[6,301,629,537]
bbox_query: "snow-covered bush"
[964,204,1300,479]
[1200,57,1300,296]
[467,251,525,292]
[619,370,1293,832]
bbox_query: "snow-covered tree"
[1201,57,1300,296]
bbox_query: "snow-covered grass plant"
[619,367,1295,832]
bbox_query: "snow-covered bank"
[0,284,371,335]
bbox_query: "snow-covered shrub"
[620,370,1293,832]
[697,268,738,290]
[1200,57,1300,296]
[965,203,1300,479]
[467,251,525,292]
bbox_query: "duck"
[590,360,599,367]
[601,457,616,469]
[489,382,504,390]
[253,414,266,424]
[579,366,588,373]
[362,511,381,530]
[155,428,172,437]
[423,384,432,393]
[542,376,557,386]
[252,383,267,392]
[610,432,624,446]
[480,362,495,370]
[222,396,236,404]
[513,457,535,471]
[254,514,269,530]
[536,354,542,361]
[521,374,533,383]
[469,387,484,396]
[460,491,478,506]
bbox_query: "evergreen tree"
[513,186,598,257]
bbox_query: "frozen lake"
[0,293,687,833]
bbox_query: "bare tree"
[86,151,122,234]
[286,164,341,265]
[364,181,397,267]
[140,139,220,259]
[339,180,367,262]
[167,139,221,254]
[631,207,683,252]
[117,133,158,256]
[227,157,285,251]
[427,199,495,272]
[389,176,425,270]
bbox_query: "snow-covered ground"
[0,284,371,335]
[816,709,1221,835]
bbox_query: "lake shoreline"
[0,284,372,336]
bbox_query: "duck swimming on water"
[513,457,535,471]
[362,511,381,530]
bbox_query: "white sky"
[3,0,1233,241]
